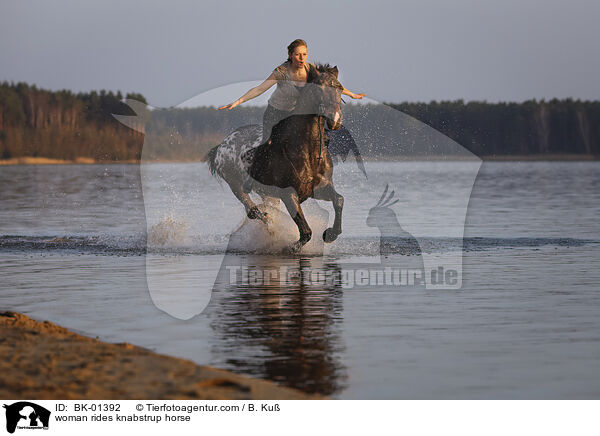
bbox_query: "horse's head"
[306,64,343,130]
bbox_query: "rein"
[317,104,325,163]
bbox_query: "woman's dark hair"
[286,39,307,63]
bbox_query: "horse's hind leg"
[228,181,269,224]
[281,190,312,252]
[313,183,344,243]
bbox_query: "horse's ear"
[332,66,339,78]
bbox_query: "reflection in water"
[206,254,347,396]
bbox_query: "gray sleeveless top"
[268,61,316,111]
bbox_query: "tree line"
[388,99,600,156]
[1,81,599,161]
[0,82,145,161]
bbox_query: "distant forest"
[0,82,146,161]
[1,81,599,162]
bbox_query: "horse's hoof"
[283,243,301,255]
[284,238,309,254]
[323,227,340,243]
[247,206,264,220]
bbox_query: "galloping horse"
[206,64,345,252]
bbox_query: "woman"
[219,39,365,142]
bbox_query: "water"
[1,161,599,398]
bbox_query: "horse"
[206,64,345,252]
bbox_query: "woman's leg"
[262,105,293,142]
[244,105,292,193]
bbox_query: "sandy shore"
[0,312,320,400]
[0,157,99,165]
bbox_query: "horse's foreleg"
[313,183,343,243]
[228,181,269,224]
[281,190,312,252]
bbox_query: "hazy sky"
[1,0,599,107]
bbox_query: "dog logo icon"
[3,402,50,434]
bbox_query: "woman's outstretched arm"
[219,73,278,110]
[342,86,365,100]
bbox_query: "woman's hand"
[218,100,240,110]
[342,87,366,100]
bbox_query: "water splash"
[147,214,189,247]
[226,201,330,255]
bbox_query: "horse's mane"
[314,62,333,72]
[308,63,335,82]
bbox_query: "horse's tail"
[205,145,221,178]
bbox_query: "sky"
[1,0,599,108]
